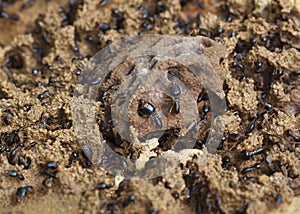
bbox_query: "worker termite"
[170,85,181,114]
[137,100,163,128]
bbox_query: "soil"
[0,0,299,214]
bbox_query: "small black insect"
[98,22,110,32]
[99,0,107,6]
[197,89,208,103]
[242,175,259,183]
[195,140,204,149]
[221,155,230,170]
[228,133,240,142]
[245,118,256,135]
[138,100,155,115]
[170,85,181,114]
[141,21,152,30]
[255,61,263,68]
[149,208,160,214]
[30,141,37,147]
[43,161,57,178]
[22,0,35,10]
[8,146,19,165]
[230,31,237,37]
[75,69,81,76]
[4,53,23,68]
[171,191,180,199]
[241,163,261,174]
[275,193,282,205]
[41,102,48,106]
[46,161,57,169]
[216,27,224,35]
[217,136,226,150]
[16,186,33,202]
[250,37,257,45]
[202,103,209,119]
[264,102,272,111]
[32,69,39,75]
[158,131,172,147]
[18,156,31,169]
[37,90,49,100]
[137,100,162,128]
[287,130,300,142]
[2,109,13,125]
[69,151,79,164]
[111,8,124,30]
[141,12,148,19]
[123,194,135,207]
[232,61,244,72]
[23,104,31,112]
[17,174,25,181]
[48,77,56,85]
[158,129,180,149]
[16,187,27,198]
[96,182,110,190]
[230,50,238,58]
[55,55,66,64]
[241,147,265,159]
[6,170,18,177]
[36,80,42,86]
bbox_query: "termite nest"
[96,57,212,157]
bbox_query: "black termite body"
[46,161,57,169]
[217,136,226,150]
[152,114,163,128]
[197,89,208,103]
[137,100,162,128]
[158,131,172,147]
[16,186,33,202]
[22,0,35,10]
[221,155,230,170]
[8,146,19,165]
[24,104,31,111]
[170,85,181,114]
[138,101,155,116]
[17,174,25,180]
[43,161,58,178]
[6,170,18,177]
[241,147,265,159]
[89,78,101,85]
[98,22,110,32]
[96,182,110,190]
[232,61,244,72]
[122,194,135,207]
[275,194,282,205]
[6,170,24,180]
[287,130,300,142]
[16,187,27,198]
[241,163,261,174]
[195,140,204,149]
[241,166,255,174]
[264,102,272,111]
[2,109,13,125]
[228,133,241,142]
[69,151,79,164]
[242,176,259,183]
[3,53,23,68]
[202,102,210,120]
[171,191,180,200]
[245,118,256,135]
[158,129,180,147]
[5,129,18,147]
[18,156,31,169]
